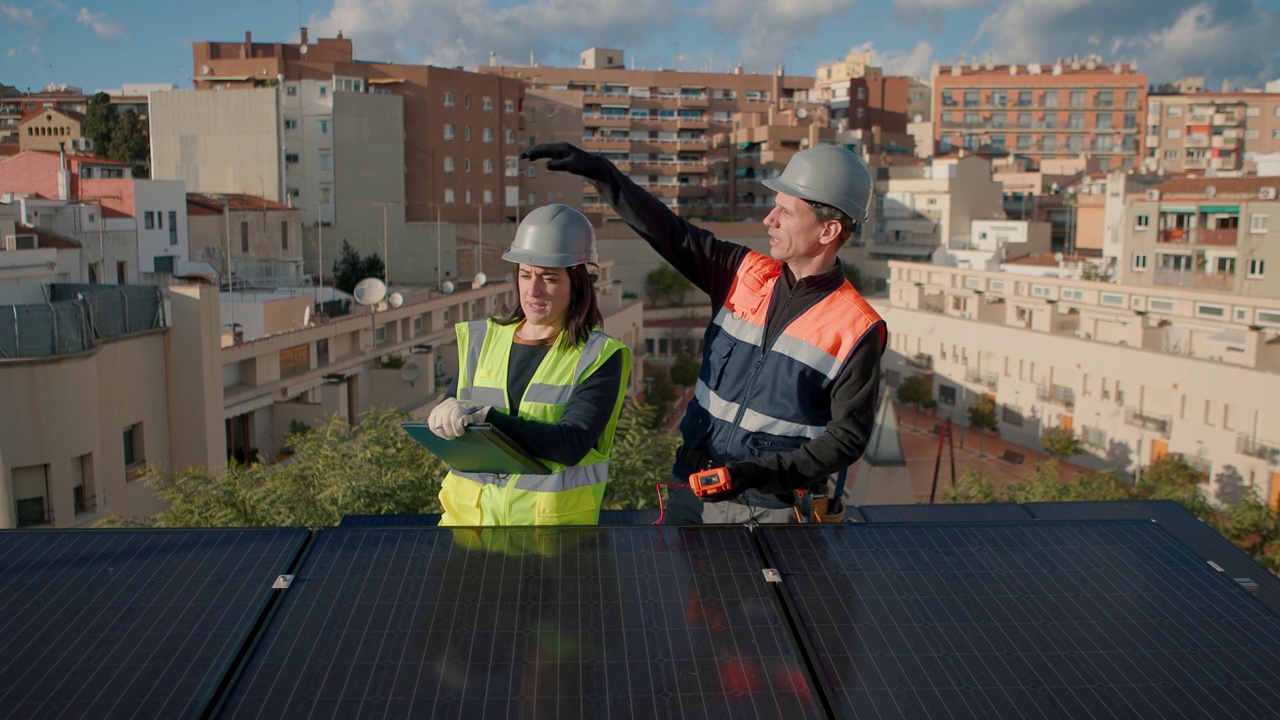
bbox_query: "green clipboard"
[402,422,552,475]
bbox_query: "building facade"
[931,56,1147,170]
[1143,92,1280,175]
[18,108,91,154]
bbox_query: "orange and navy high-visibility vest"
[683,251,886,471]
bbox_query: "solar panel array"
[6,502,1280,719]
[214,527,824,719]
[0,528,307,719]
[761,521,1280,718]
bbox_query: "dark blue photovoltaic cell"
[340,513,441,527]
[858,502,1033,524]
[0,528,307,720]
[1026,501,1280,618]
[760,522,1280,720]
[598,509,661,525]
[215,526,824,720]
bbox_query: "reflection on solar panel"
[215,527,824,719]
[762,522,1280,719]
[0,528,307,719]
[859,503,1032,524]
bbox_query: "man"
[522,142,886,524]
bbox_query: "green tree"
[1039,426,1083,460]
[967,394,997,431]
[644,263,694,307]
[669,354,700,387]
[82,92,116,155]
[332,241,386,295]
[840,259,863,293]
[108,109,150,177]
[895,375,932,409]
[601,402,682,510]
[1138,454,1212,517]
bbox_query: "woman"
[428,204,631,526]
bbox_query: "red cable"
[653,481,690,525]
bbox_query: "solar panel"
[340,513,441,527]
[760,522,1280,719]
[215,526,825,719]
[0,528,307,719]
[858,502,1033,523]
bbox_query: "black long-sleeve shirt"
[589,160,882,495]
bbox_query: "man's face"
[763,191,828,267]
[517,264,572,329]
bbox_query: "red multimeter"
[689,467,731,497]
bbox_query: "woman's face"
[517,264,573,329]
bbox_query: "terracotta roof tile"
[17,223,81,249]
[187,192,293,212]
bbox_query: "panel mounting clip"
[272,574,295,590]
[762,568,782,583]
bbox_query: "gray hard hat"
[761,145,874,224]
[503,204,598,268]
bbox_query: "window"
[444,124,454,140]
[284,118,298,130]
[1196,303,1225,318]
[444,156,455,172]
[123,422,144,469]
[1250,214,1268,233]
[1002,404,1024,426]
[279,344,309,378]
[1068,113,1085,129]
[504,100,515,114]
[527,166,536,178]
[240,221,250,252]
[321,186,331,204]
[1069,90,1085,108]
[483,189,493,204]
[1167,106,1182,117]
[938,385,956,406]
[505,129,515,144]
[285,153,299,164]
[320,153,331,171]
[1163,150,1178,160]
[1149,299,1174,312]
[482,97,492,111]
[1097,89,1113,107]
[144,211,155,230]
[1101,293,1124,306]
[482,127,493,143]
[374,325,386,343]
[168,211,178,245]
[483,158,493,174]
[286,85,298,96]
[73,454,93,513]
[320,120,329,134]
[319,86,327,97]
[1135,214,1149,229]
[1248,259,1266,278]
[1165,128,1181,139]
[13,465,49,527]
[444,188,455,204]
[281,221,289,250]
[154,256,175,273]
[464,158,471,173]
[464,94,472,109]
[444,92,454,107]
[464,126,472,142]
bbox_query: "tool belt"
[676,444,846,523]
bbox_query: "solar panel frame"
[0,527,308,720]
[758,521,1280,719]
[214,526,828,719]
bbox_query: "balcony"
[1198,227,1239,246]
[1237,434,1280,465]
[1036,383,1075,409]
[1185,134,1210,147]
[1153,269,1193,288]
[964,368,999,388]
[582,113,632,128]
[1194,273,1235,291]
[906,353,934,370]
[1157,228,1191,244]
[1124,408,1172,437]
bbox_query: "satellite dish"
[796,107,808,119]
[441,280,456,294]
[1053,252,1064,263]
[474,272,488,287]
[388,292,404,308]
[800,137,810,148]
[302,305,312,326]
[299,45,308,55]
[353,277,387,306]
[399,362,421,386]
[1205,185,1217,197]
[201,65,210,75]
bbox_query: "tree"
[645,263,693,307]
[840,259,863,293]
[332,241,386,295]
[967,395,997,431]
[82,92,116,156]
[1137,454,1213,517]
[669,354,700,387]
[601,402,682,511]
[1039,426,1083,460]
[895,375,932,409]
[109,109,150,177]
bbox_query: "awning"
[196,76,252,82]
[367,78,405,85]
[1206,329,1248,346]
[1201,205,1239,213]
[1160,207,1197,214]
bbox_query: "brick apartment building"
[480,48,819,220]
[1143,92,1280,175]
[931,55,1148,170]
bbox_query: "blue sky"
[3,0,1279,94]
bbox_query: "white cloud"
[854,40,936,79]
[311,0,682,71]
[0,3,45,29]
[703,0,861,71]
[76,7,127,41]
[893,0,988,11]
[973,0,1280,86]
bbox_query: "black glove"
[520,142,611,183]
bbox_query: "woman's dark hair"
[492,264,603,348]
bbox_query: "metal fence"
[0,285,164,359]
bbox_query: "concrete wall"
[150,88,282,201]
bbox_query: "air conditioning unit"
[1145,189,1161,201]
[1260,187,1277,200]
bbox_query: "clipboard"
[402,422,552,475]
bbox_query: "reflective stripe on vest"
[452,461,610,492]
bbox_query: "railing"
[1036,383,1075,409]
[1237,434,1280,464]
[965,368,999,388]
[1198,227,1238,246]
[1124,408,1172,437]
[1153,269,1194,288]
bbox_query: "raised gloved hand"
[520,142,611,182]
[428,398,490,440]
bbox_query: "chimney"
[489,51,497,66]
[57,142,70,200]
[300,27,308,46]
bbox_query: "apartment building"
[520,88,586,212]
[813,51,914,156]
[0,84,89,145]
[1143,92,1280,175]
[187,193,304,288]
[881,261,1280,507]
[705,110,834,220]
[481,48,816,219]
[1117,176,1279,298]
[931,55,1147,170]
[18,107,92,154]
[175,30,525,226]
